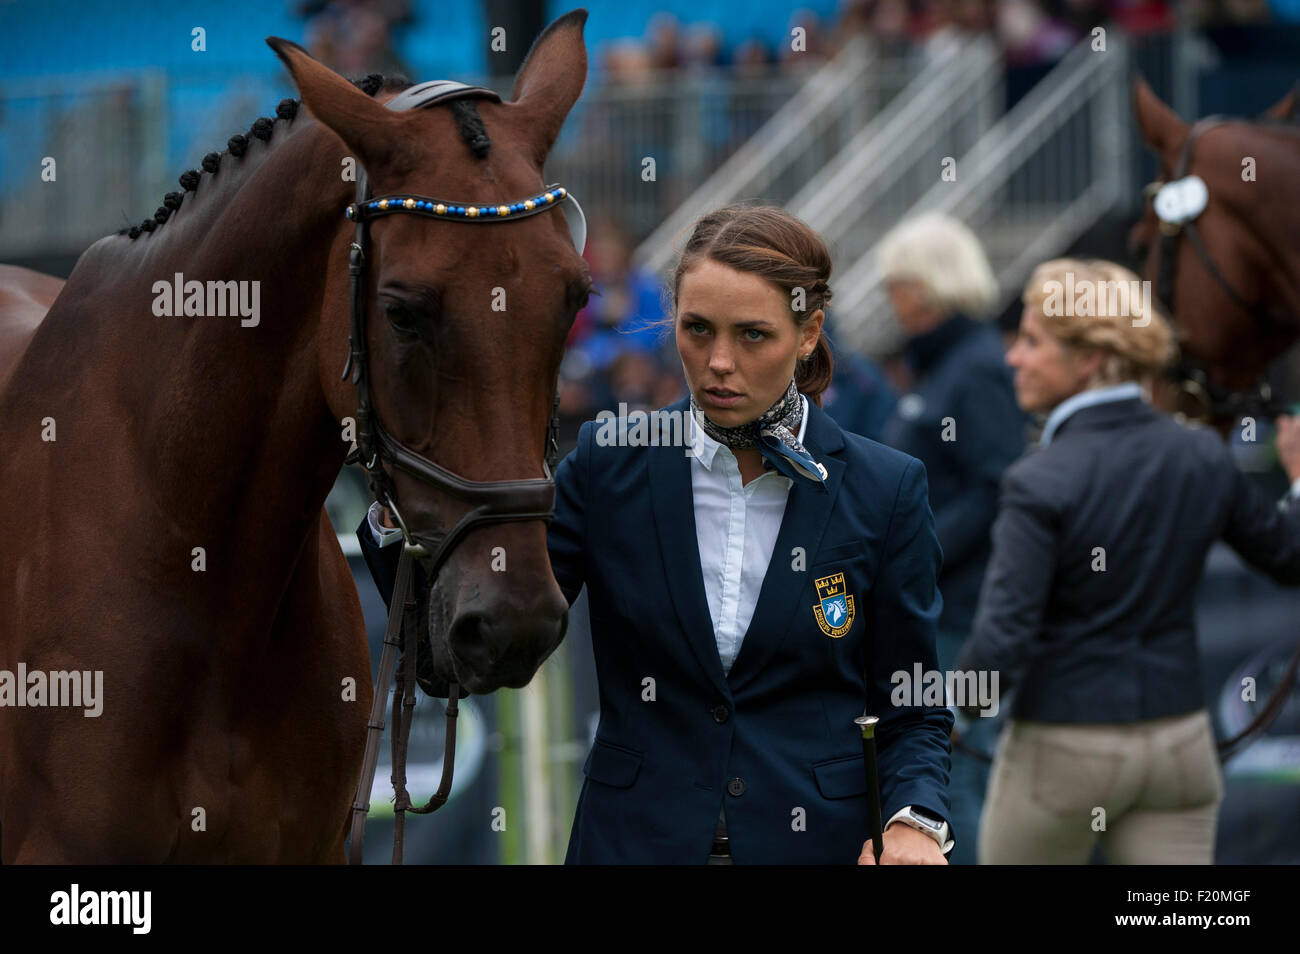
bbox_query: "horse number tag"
[813,571,855,638]
[1154,175,1208,226]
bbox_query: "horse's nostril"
[445,605,568,690]
[447,613,494,674]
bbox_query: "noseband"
[345,80,584,864]
[1146,117,1293,421]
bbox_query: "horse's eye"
[383,301,420,335]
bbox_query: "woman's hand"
[858,823,948,865]
[1278,415,1300,484]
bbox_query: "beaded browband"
[345,182,586,252]
[347,184,570,223]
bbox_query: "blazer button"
[712,704,730,723]
[727,777,746,797]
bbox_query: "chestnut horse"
[1130,79,1300,424]
[1130,79,1300,756]
[0,10,590,862]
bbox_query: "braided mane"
[118,72,493,240]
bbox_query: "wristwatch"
[887,806,952,853]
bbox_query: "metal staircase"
[833,38,1131,355]
[632,34,916,276]
[787,37,1003,272]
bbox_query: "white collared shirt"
[688,395,808,676]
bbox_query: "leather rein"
[1148,116,1295,423]
[343,80,584,864]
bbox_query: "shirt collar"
[1039,382,1143,446]
[690,393,810,471]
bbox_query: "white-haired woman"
[877,212,1027,865]
[959,259,1300,864]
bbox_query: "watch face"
[910,809,943,830]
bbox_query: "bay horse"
[1130,79,1300,757]
[1130,78,1300,425]
[0,9,590,862]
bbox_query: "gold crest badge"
[812,571,855,638]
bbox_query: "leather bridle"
[1146,117,1293,422]
[343,80,585,864]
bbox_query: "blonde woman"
[959,259,1300,864]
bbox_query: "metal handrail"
[632,34,893,275]
[834,36,1131,355]
[791,36,1001,248]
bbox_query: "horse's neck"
[1234,129,1300,308]
[29,121,352,576]
[1265,139,1300,310]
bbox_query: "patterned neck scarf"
[690,377,828,491]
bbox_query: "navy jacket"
[552,397,953,864]
[959,398,1300,723]
[881,315,1026,633]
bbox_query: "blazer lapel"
[726,402,847,693]
[647,398,730,698]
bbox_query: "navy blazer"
[959,397,1300,723]
[552,397,953,864]
[881,315,1027,632]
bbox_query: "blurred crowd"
[291,1,1300,87]
[596,1,1300,81]
[295,0,416,77]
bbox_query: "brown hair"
[668,204,835,407]
[1022,259,1176,385]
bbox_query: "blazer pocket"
[583,738,643,789]
[811,754,867,799]
[813,540,866,565]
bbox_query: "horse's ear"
[1262,85,1298,121]
[508,9,588,162]
[266,36,396,168]
[1133,76,1188,158]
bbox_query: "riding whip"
[855,715,884,863]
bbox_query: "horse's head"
[270,11,590,693]
[1130,77,1300,415]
